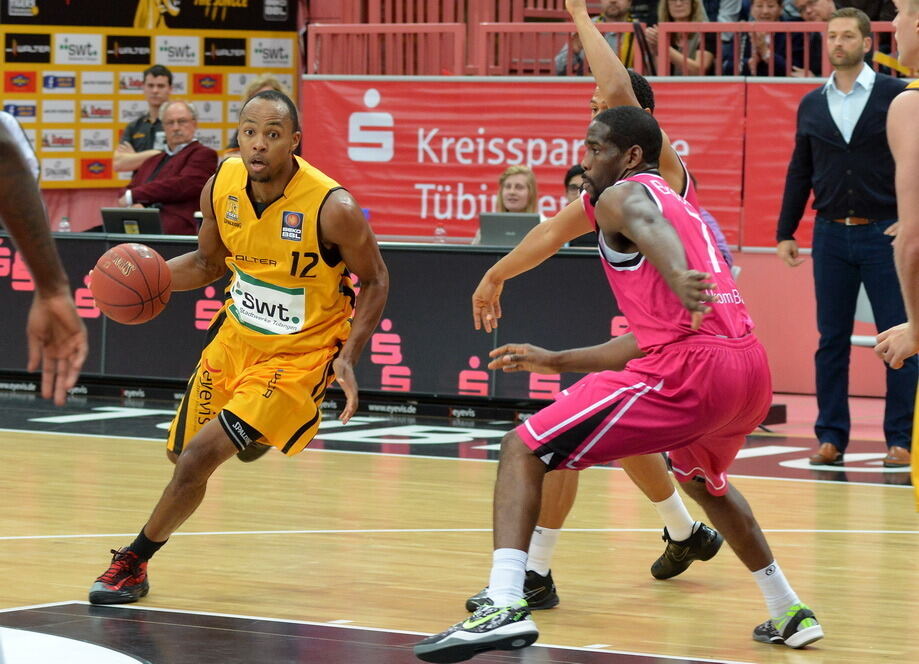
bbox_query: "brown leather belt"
[831,216,873,225]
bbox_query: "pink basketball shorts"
[516,334,772,495]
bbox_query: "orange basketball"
[90,243,172,325]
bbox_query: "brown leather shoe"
[883,446,911,468]
[809,442,844,466]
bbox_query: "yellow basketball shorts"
[166,322,340,457]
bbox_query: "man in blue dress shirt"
[776,7,915,469]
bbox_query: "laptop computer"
[101,207,163,235]
[477,212,540,247]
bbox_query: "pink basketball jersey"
[582,172,753,351]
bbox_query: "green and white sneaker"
[414,599,538,663]
[753,603,824,649]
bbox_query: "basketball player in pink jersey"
[416,107,822,663]
[466,0,727,614]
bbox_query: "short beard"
[249,173,270,183]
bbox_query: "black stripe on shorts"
[282,410,320,454]
[218,408,264,452]
[533,397,624,470]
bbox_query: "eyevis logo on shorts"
[281,211,303,241]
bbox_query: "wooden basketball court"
[0,394,916,663]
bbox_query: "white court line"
[1,527,916,542]
[0,601,754,664]
[0,427,912,490]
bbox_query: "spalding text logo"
[348,89,394,163]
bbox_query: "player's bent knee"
[682,477,719,503]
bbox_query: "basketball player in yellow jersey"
[88,90,389,605]
[874,0,919,509]
[133,0,180,29]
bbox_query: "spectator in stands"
[631,0,661,23]
[497,165,540,214]
[563,164,585,204]
[117,100,217,235]
[114,64,172,173]
[776,7,914,469]
[223,74,293,161]
[472,166,542,244]
[790,0,834,75]
[646,0,720,74]
[0,110,38,180]
[724,0,800,74]
[555,0,636,74]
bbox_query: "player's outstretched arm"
[596,183,715,326]
[321,189,390,423]
[167,175,230,291]
[472,198,593,332]
[0,125,87,405]
[489,334,643,374]
[566,0,639,110]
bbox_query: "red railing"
[305,23,466,75]
[307,20,902,78]
[474,22,647,76]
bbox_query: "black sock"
[128,528,167,561]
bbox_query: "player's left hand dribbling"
[332,357,358,423]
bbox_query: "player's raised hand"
[332,357,359,423]
[472,274,504,332]
[565,0,589,16]
[489,343,559,374]
[875,322,919,370]
[672,269,715,329]
[27,290,88,406]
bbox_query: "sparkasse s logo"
[54,34,102,65]
[348,89,394,163]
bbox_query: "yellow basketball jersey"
[908,80,919,90]
[210,156,354,354]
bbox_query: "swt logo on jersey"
[281,211,303,241]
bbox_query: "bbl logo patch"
[281,211,303,241]
[225,196,240,226]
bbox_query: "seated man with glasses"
[117,100,217,235]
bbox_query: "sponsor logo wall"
[2,26,296,188]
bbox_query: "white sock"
[753,561,800,617]
[652,490,695,541]
[525,526,560,576]
[486,548,528,607]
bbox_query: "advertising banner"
[2,25,296,189]
[741,80,821,248]
[2,0,295,31]
[301,78,747,244]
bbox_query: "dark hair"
[830,7,871,38]
[564,164,585,187]
[593,106,663,164]
[143,64,173,85]
[242,89,301,133]
[627,69,655,113]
